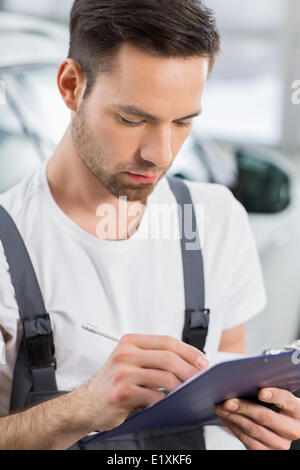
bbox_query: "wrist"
[67,384,97,435]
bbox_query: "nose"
[140,125,173,168]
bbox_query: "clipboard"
[83,341,300,445]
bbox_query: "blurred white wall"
[199,0,300,153]
[2,0,73,21]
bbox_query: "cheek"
[91,117,142,161]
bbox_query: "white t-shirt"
[0,161,266,449]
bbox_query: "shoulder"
[0,165,46,322]
[181,178,248,227]
[171,179,255,256]
[183,179,235,206]
[0,164,44,222]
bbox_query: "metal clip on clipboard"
[263,339,300,355]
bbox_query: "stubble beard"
[71,105,168,202]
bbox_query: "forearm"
[0,332,210,450]
[0,386,93,450]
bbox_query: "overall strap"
[0,205,58,412]
[166,176,209,352]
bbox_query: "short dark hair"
[68,0,220,97]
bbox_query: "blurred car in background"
[1,12,300,353]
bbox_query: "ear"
[57,58,87,112]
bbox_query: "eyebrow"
[112,104,202,122]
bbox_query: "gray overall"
[0,176,210,450]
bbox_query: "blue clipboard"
[84,347,300,445]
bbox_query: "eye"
[119,116,144,127]
[174,121,192,128]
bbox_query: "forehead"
[113,42,208,80]
[93,43,209,116]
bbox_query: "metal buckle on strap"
[185,308,210,329]
[182,308,210,350]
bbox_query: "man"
[0,0,300,450]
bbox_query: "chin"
[117,186,154,202]
[104,173,160,201]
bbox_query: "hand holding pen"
[79,323,209,433]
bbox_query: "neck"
[46,125,147,240]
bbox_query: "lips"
[132,172,157,178]
[125,172,158,183]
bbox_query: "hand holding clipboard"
[82,339,300,446]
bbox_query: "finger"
[217,398,300,441]
[120,366,182,392]
[258,388,300,418]
[216,409,291,450]
[127,384,166,410]
[120,333,209,370]
[118,346,207,382]
[217,418,272,450]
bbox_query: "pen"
[81,323,120,342]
